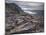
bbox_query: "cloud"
[5,0,44,10]
[14,1,44,10]
[24,11,37,14]
[5,0,44,15]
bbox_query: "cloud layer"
[5,0,44,15]
[6,0,44,10]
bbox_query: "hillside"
[5,3,44,35]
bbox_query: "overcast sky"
[6,0,44,10]
[15,2,44,10]
[5,0,44,15]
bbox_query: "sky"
[5,0,44,15]
[5,0,44,10]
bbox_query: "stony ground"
[5,13,44,35]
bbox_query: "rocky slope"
[5,3,44,35]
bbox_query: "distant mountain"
[5,3,27,15]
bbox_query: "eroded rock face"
[5,3,44,35]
